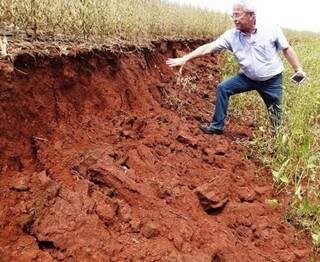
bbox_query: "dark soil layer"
[0,40,315,261]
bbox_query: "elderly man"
[166,0,305,134]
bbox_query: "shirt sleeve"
[208,30,232,52]
[274,26,289,51]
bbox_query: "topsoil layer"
[0,39,315,261]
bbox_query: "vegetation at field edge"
[224,31,320,246]
[0,0,230,42]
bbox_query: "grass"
[0,0,230,42]
[223,31,320,245]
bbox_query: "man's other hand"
[295,68,306,78]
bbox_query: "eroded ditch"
[0,40,314,261]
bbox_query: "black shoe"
[200,124,223,135]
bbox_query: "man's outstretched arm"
[166,43,215,68]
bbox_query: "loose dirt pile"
[0,40,315,261]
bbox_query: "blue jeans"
[211,73,283,130]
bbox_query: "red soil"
[0,40,315,261]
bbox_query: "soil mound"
[0,40,314,261]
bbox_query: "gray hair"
[233,0,257,13]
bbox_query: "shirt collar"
[238,25,258,36]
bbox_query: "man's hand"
[295,68,306,78]
[291,67,307,85]
[166,57,187,68]
[166,57,187,74]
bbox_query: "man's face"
[231,5,255,32]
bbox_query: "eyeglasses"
[230,12,253,19]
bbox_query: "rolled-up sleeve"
[209,30,232,52]
[275,26,289,51]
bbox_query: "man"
[166,0,305,135]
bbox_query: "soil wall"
[0,40,314,261]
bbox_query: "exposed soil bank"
[0,40,315,261]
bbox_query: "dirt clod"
[129,219,141,233]
[11,176,30,191]
[141,221,160,239]
[195,181,229,212]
